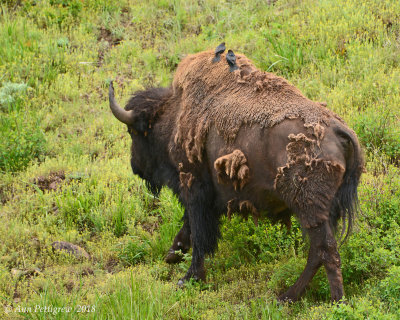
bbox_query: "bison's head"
[109,81,151,135]
[108,81,172,195]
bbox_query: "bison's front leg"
[177,177,220,286]
[278,221,344,303]
[165,210,191,264]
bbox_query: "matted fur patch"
[214,149,250,191]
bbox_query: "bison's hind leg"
[275,158,346,302]
[278,220,343,303]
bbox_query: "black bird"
[226,49,239,72]
[212,42,226,63]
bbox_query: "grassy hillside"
[0,0,399,318]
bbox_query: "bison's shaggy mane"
[173,50,343,163]
[125,87,172,134]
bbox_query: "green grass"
[0,0,399,319]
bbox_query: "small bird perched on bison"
[108,45,364,303]
[226,49,239,71]
[212,42,226,63]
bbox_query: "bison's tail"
[330,127,364,244]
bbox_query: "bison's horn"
[109,81,134,125]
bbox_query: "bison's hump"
[173,50,340,163]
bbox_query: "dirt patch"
[141,221,159,234]
[97,27,122,67]
[98,27,122,47]
[80,267,94,277]
[11,267,42,304]
[11,268,42,280]
[141,215,163,235]
[0,185,11,204]
[33,171,66,192]
[105,257,119,273]
[147,197,161,211]
[64,280,75,293]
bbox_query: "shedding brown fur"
[225,199,259,225]
[173,50,343,163]
[214,149,250,191]
[180,172,194,189]
[274,131,345,228]
[226,199,235,220]
[239,200,260,226]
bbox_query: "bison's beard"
[146,180,162,196]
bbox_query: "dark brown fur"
[109,48,364,303]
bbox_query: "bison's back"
[173,50,342,163]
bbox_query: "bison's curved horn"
[109,81,134,125]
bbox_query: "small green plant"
[56,37,69,47]
[0,111,46,172]
[117,237,149,266]
[49,0,83,19]
[0,82,28,112]
[112,203,128,237]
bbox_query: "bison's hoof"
[277,294,296,304]
[165,249,184,264]
[177,274,203,288]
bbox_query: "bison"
[108,47,364,302]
